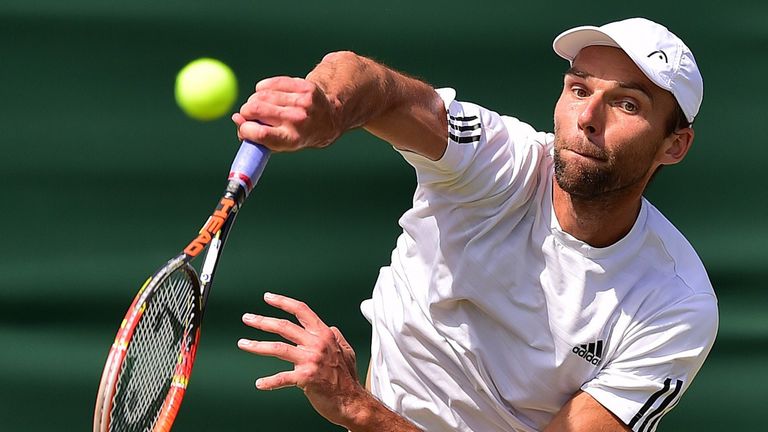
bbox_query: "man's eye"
[572,87,588,97]
[619,101,638,112]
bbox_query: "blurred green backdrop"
[1,0,765,430]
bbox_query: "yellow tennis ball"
[175,58,238,121]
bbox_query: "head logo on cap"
[552,17,703,123]
[647,50,669,63]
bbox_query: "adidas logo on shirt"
[572,340,604,365]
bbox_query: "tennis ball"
[175,58,238,121]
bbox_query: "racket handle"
[228,140,271,195]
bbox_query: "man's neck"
[552,181,643,248]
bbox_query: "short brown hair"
[665,102,691,135]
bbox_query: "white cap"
[552,17,703,123]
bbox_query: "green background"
[1,0,765,430]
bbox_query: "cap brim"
[553,26,620,61]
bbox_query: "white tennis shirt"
[361,89,718,432]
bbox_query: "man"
[234,17,718,432]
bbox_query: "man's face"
[553,46,679,199]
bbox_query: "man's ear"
[659,127,694,165]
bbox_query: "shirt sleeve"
[395,88,552,204]
[582,293,718,432]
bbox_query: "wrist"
[340,388,421,432]
[303,74,344,148]
[336,385,375,431]
[306,51,377,135]
[325,91,344,145]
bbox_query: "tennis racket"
[93,140,270,432]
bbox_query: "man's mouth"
[565,148,606,162]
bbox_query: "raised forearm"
[235,51,447,159]
[306,51,448,160]
[305,51,394,132]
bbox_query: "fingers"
[239,293,367,431]
[249,88,313,109]
[255,76,315,93]
[255,370,299,390]
[242,313,311,345]
[237,76,313,135]
[236,94,305,149]
[233,75,338,152]
[331,326,357,374]
[234,108,305,151]
[237,339,304,363]
[330,326,352,351]
[241,92,310,123]
[237,121,299,150]
[262,292,328,333]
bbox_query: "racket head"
[94,260,202,432]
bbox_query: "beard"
[553,145,615,198]
[553,133,655,200]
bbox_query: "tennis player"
[234,17,718,432]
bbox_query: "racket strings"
[110,269,198,432]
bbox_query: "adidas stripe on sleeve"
[628,378,684,432]
[448,113,482,144]
[397,87,547,204]
[582,293,718,432]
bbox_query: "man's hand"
[233,51,447,160]
[232,76,340,152]
[238,292,366,427]
[238,292,423,432]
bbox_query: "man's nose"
[577,96,604,136]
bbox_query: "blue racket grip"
[228,140,271,195]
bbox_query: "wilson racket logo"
[184,197,236,257]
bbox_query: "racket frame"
[94,185,245,432]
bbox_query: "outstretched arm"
[238,293,422,432]
[233,51,448,160]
